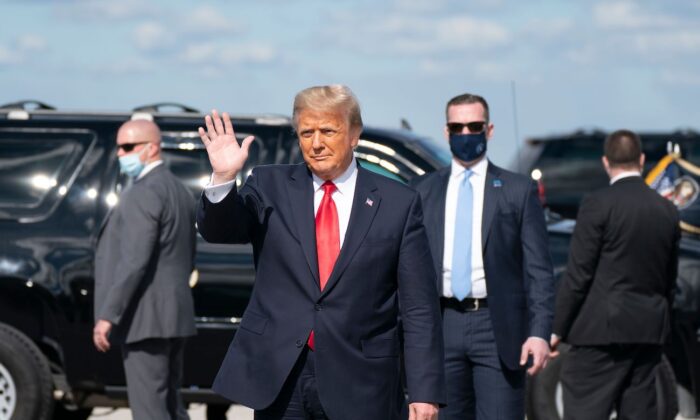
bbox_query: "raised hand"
[198,109,255,185]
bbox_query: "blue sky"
[2,0,699,166]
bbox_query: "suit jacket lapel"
[481,162,502,249]
[286,164,321,289]
[432,167,450,293]
[321,166,380,298]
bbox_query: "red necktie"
[308,181,340,350]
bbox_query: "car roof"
[525,128,700,145]
[0,100,292,126]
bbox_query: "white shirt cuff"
[529,336,550,345]
[204,174,236,204]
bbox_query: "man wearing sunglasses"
[93,119,196,419]
[412,93,555,420]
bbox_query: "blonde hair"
[292,85,363,130]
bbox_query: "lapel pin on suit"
[365,198,374,207]
[493,179,503,188]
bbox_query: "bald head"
[118,119,161,144]
[116,119,162,162]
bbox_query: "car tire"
[52,404,92,420]
[526,344,679,420]
[0,322,54,420]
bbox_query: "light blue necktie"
[451,169,473,301]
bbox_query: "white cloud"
[0,45,21,65]
[324,13,510,56]
[16,34,48,52]
[660,69,700,86]
[0,34,48,66]
[521,18,575,40]
[178,42,278,66]
[93,57,155,75]
[181,6,244,35]
[132,22,174,52]
[56,0,158,21]
[633,30,700,54]
[179,43,217,64]
[593,1,676,29]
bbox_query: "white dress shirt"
[610,171,641,185]
[204,160,358,248]
[137,160,163,180]
[443,157,488,299]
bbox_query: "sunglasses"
[117,142,150,153]
[446,121,487,134]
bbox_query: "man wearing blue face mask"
[93,119,196,419]
[412,93,555,420]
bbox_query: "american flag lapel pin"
[365,197,374,207]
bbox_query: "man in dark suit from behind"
[93,120,197,419]
[412,93,555,420]
[551,129,681,420]
[196,85,445,420]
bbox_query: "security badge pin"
[493,179,503,188]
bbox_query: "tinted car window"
[0,129,95,221]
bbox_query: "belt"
[441,297,488,312]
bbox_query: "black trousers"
[561,344,662,420]
[254,347,328,420]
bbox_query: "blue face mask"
[119,153,145,178]
[449,132,488,162]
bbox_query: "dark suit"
[412,162,555,419]
[553,176,681,420]
[197,162,445,420]
[95,164,196,419]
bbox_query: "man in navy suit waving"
[412,93,555,420]
[197,85,445,420]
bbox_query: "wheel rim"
[0,362,17,420]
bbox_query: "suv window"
[0,129,95,221]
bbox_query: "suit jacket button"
[295,339,303,347]
[315,304,323,311]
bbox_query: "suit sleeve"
[521,181,556,340]
[196,169,267,244]
[552,194,605,339]
[98,189,163,326]
[398,192,446,405]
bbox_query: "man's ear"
[639,153,645,169]
[486,122,494,141]
[602,156,611,175]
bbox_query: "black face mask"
[449,132,487,162]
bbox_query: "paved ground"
[87,406,694,420]
[88,404,254,419]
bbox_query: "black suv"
[0,101,449,419]
[514,129,700,218]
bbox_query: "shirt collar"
[312,158,358,195]
[610,171,641,185]
[137,160,163,180]
[450,155,488,179]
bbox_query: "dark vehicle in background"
[2,102,698,420]
[0,101,449,419]
[514,129,700,419]
[514,128,700,218]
